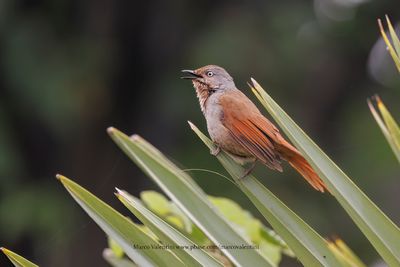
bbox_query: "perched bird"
[182,65,327,192]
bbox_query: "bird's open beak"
[181,69,201,79]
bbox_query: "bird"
[181,65,327,192]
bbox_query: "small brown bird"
[182,65,327,192]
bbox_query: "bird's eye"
[206,71,214,77]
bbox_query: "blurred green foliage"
[1,0,400,266]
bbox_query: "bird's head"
[181,65,235,92]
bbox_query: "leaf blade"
[385,15,400,60]
[1,248,38,267]
[108,128,274,267]
[190,122,343,267]
[378,18,400,72]
[250,79,400,266]
[376,96,400,162]
[116,189,223,267]
[57,175,184,267]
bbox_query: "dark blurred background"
[1,0,399,266]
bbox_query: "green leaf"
[190,122,342,267]
[140,191,208,245]
[140,191,171,217]
[327,238,367,267]
[140,191,192,233]
[1,247,38,267]
[108,128,274,267]
[57,174,184,267]
[368,96,400,163]
[116,189,223,267]
[250,79,400,265]
[208,196,289,265]
[108,237,125,258]
[140,190,289,263]
[209,196,262,242]
[259,240,282,266]
[378,18,400,72]
[385,15,400,61]
[103,248,138,267]
[188,224,210,246]
[260,226,294,257]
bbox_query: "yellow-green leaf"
[368,95,400,163]
[1,247,38,267]
[108,237,125,259]
[327,238,367,267]
[140,191,171,217]
[378,17,400,72]
[103,248,138,267]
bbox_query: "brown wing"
[220,90,328,192]
[220,90,283,171]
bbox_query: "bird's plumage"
[219,90,283,171]
[183,65,328,192]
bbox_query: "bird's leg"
[210,144,221,156]
[240,160,257,179]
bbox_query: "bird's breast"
[204,93,225,141]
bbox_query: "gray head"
[181,65,236,91]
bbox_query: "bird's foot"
[210,145,221,156]
[239,161,257,179]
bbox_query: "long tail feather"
[275,138,328,192]
[287,154,327,192]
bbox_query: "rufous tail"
[287,154,327,192]
[277,142,328,192]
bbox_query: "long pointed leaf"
[385,15,400,60]
[190,122,343,267]
[1,248,38,267]
[57,175,184,267]
[327,239,367,267]
[376,97,400,161]
[368,97,400,162]
[378,18,400,72]
[251,79,400,265]
[116,189,223,267]
[108,128,274,267]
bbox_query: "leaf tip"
[372,94,384,109]
[114,191,125,202]
[0,247,10,255]
[385,14,390,23]
[56,174,65,181]
[103,248,113,259]
[107,127,116,135]
[377,18,383,28]
[187,121,197,130]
